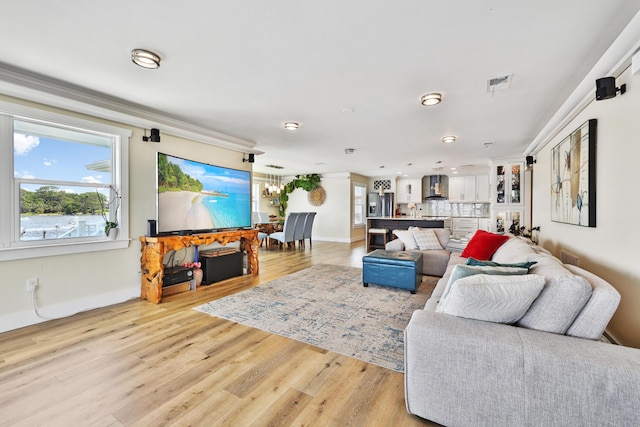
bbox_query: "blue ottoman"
[362,250,423,294]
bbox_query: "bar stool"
[367,228,389,252]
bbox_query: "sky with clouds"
[13,135,111,186]
[165,154,250,194]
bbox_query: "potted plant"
[98,186,121,238]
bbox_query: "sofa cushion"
[411,228,443,250]
[466,257,538,271]
[461,230,509,260]
[516,275,593,334]
[384,238,405,251]
[435,274,546,323]
[419,249,451,277]
[491,236,538,264]
[445,238,468,253]
[563,264,621,340]
[433,228,451,248]
[439,264,529,304]
[392,229,418,250]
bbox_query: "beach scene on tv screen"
[157,153,251,232]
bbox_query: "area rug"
[193,264,437,372]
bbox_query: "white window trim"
[353,182,367,229]
[0,99,132,261]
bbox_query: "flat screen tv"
[156,152,252,234]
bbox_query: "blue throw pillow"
[466,257,537,271]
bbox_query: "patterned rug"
[193,264,437,372]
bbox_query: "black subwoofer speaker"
[199,251,243,285]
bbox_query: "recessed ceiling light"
[131,49,161,69]
[283,122,299,130]
[421,93,442,106]
[442,135,456,144]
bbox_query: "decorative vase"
[193,268,203,287]
[107,228,118,240]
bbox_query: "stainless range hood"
[422,175,449,200]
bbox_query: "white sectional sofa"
[403,233,640,426]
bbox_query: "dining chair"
[293,212,306,248]
[252,211,269,247]
[302,212,316,248]
[268,212,299,250]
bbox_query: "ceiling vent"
[487,74,513,92]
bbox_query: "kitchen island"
[366,217,445,251]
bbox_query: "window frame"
[353,182,367,228]
[0,99,131,261]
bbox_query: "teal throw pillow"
[466,257,538,271]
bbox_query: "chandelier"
[264,165,285,196]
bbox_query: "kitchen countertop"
[367,216,490,220]
[367,216,442,220]
[421,215,490,219]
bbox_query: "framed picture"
[271,197,280,206]
[551,119,597,227]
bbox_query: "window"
[353,183,366,227]
[252,182,260,213]
[0,100,131,260]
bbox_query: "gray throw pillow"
[516,275,593,334]
[436,274,546,324]
[438,264,529,305]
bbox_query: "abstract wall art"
[551,119,597,227]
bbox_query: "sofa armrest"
[404,310,640,426]
[404,310,527,426]
[385,238,404,251]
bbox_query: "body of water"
[20,215,105,240]
[203,192,251,229]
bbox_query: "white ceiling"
[1,1,640,178]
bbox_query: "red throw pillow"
[461,230,509,260]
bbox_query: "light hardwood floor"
[0,241,439,426]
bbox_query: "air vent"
[487,74,513,92]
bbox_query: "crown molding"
[0,62,262,154]
[525,10,640,155]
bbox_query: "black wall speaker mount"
[243,153,255,163]
[526,155,536,167]
[596,77,626,101]
[143,128,161,142]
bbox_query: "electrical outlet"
[26,277,39,292]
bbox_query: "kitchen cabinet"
[396,178,422,204]
[452,218,479,238]
[478,218,491,232]
[495,162,523,205]
[475,175,490,202]
[495,210,524,234]
[449,175,490,202]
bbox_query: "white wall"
[532,66,640,347]
[0,96,248,331]
[285,174,353,242]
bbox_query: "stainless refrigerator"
[368,192,394,217]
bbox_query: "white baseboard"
[0,287,139,333]
[312,236,353,243]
